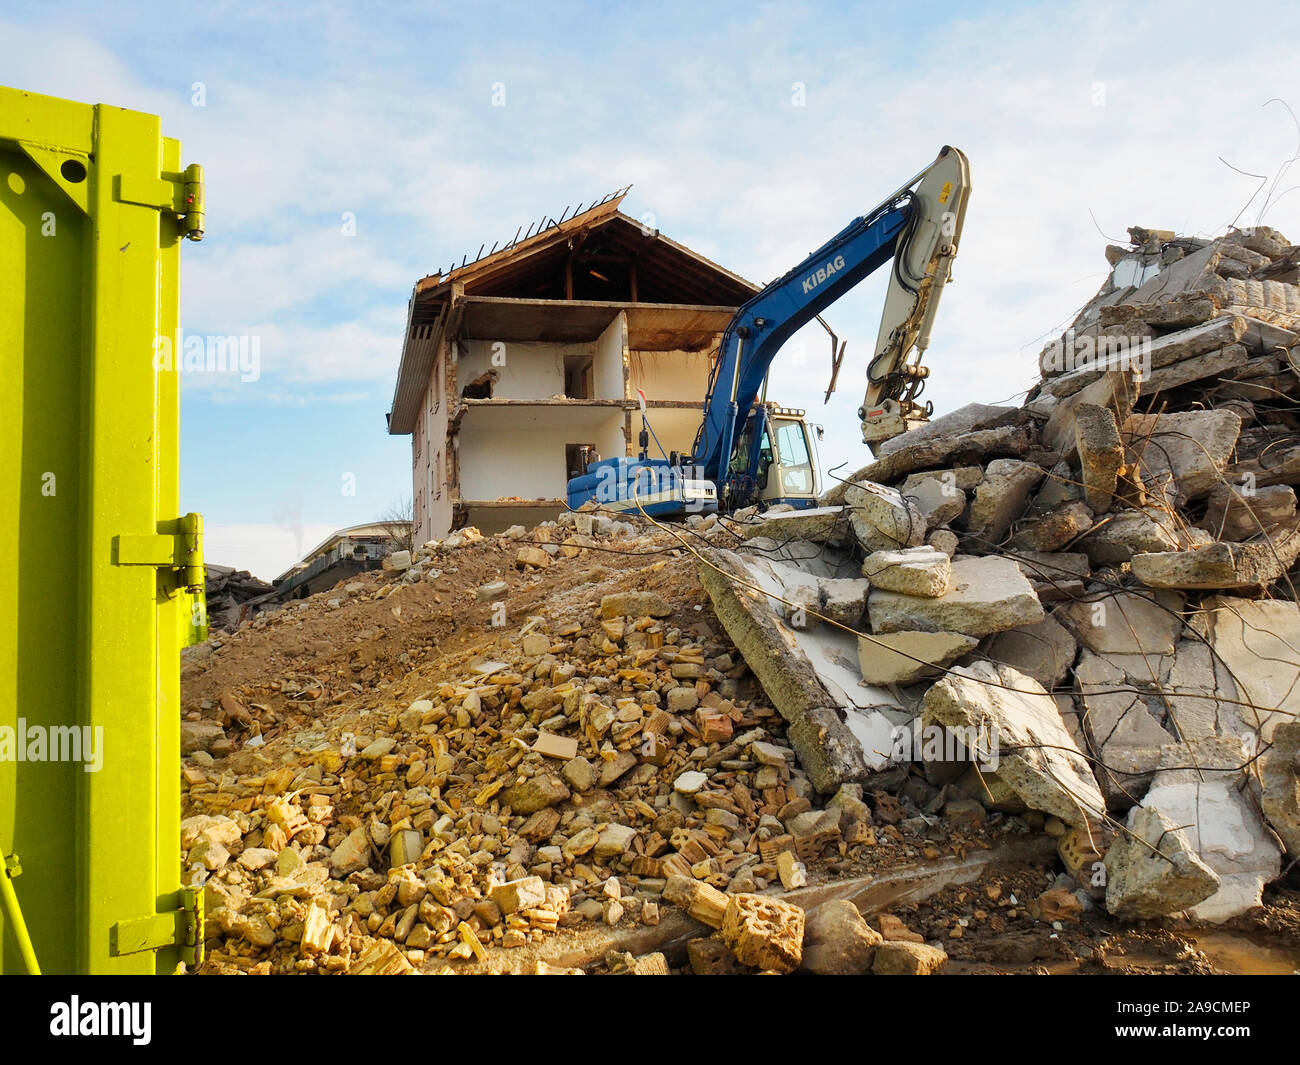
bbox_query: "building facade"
[387,190,757,542]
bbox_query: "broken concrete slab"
[1197,596,1300,743]
[900,466,984,495]
[1074,404,1124,514]
[738,536,845,577]
[1159,640,1230,742]
[861,546,951,598]
[1124,409,1242,506]
[1143,315,1250,370]
[928,529,959,556]
[1139,737,1282,922]
[697,548,907,786]
[736,506,849,544]
[1104,804,1220,920]
[1131,518,1300,590]
[869,554,1044,638]
[983,615,1078,690]
[964,459,1046,550]
[857,631,978,686]
[845,483,926,553]
[1055,588,1184,656]
[1079,507,1181,565]
[1140,342,1249,397]
[1258,721,1300,859]
[1009,500,1094,553]
[922,662,1105,827]
[898,473,967,530]
[1042,369,1140,455]
[821,424,1035,506]
[815,577,871,628]
[1074,650,1175,808]
[877,403,1023,457]
[1198,482,1297,542]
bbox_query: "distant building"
[387,188,757,542]
[274,521,410,599]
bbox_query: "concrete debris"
[877,402,1023,457]
[965,459,1045,549]
[868,554,1044,638]
[983,615,1078,690]
[1140,738,1282,922]
[1074,404,1124,514]
[1103,805,1220,919]
[1124,410,1242,507]
[1197,596,1300,742]
[1131,519,1300,590]
[822,423,1034,505]
[204,564,275,633]
[861,546,952,597]
[800,899,882,974]
[924,662,1105,827]
[898,471,968,530]
[1074,650,1174,808]
[858,631,978,685]
[736,506,847,544]
[1198,483,1297,542]
[845,483,926,554]
[1009,500,1094,553]
[1054,588,1184,656]
[1258,721,1300,859]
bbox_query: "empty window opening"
[567,442,599,480]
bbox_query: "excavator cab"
[727,405,820,510]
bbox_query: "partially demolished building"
[704,223,1300,923]
[387,190,757,541]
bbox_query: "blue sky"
[5,1,1300,577]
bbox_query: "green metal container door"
[1,87,204,974]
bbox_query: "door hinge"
[116,162,205,241]
[111,885,204,967]
[113,512,204,593]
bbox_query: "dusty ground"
[182,525,1300,974]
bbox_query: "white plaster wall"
[458,414,625,500]
[594,312,628,400]
[459,339,594,399]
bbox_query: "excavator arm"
[565,147,970,519]
[691,145,971,494]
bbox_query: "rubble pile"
[708,224,1300,927]
[184,513,1014,975]
[204,564,276,633]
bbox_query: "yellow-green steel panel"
[0,86,201,974]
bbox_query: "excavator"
[566,145,971,517]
